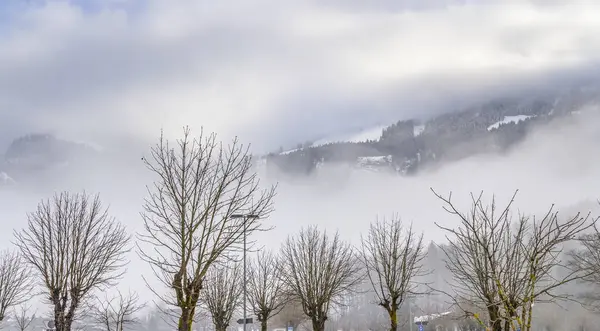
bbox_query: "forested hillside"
[265,86,598,176]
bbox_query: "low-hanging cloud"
[2,0,600,152]
[256,109,600,249]
[2,106,599,312]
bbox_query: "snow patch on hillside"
[280,148,299,155]
[414,124,425,136]
[487,115,533,131]
[313,125,386,146]
[356,155,392,165]
[355,155,393,172]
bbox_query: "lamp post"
[409,298,413,331]
[231,214,260,331]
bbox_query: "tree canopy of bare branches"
[0,250,34,322]
[89,290,145,331]
[14,304,35,331]
[280,226,363,331]
[199,263,243,331]
[360,216,428,331]
[14,192,131,331]
[569,220,600,314]
[432,189,596,331]
[247,250,288,331]
[138,128,276,331]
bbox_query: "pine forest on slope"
[265,85,598,176]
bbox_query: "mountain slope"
[264,85,599,176]
[0,134,99,187]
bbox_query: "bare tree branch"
[0,250,34,322]
[280,226,364,331]
[14,192,131,331]
[569,210,600,315]
[247,250,288,331]
[14,304,35,331]
[432,188,596,331]
[88,290,145,331]
[137,127,276,331]
[360,216,428,331]
[199,262,242,331]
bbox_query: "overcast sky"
[1,0,600,152]
[3,0,600,315]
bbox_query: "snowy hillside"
[278,124,387,155]
[487,115,534,131]
[312,125,387,146]
[266,85,598,177]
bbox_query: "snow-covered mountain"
[265,84,599,176]
[312,125,388,146]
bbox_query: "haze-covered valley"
[2,87,600,331]
[2,1,600,331]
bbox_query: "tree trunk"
[487,306,502,331]
[64,293,78,331]
[388,307,398,331]
[53,295,67,331]
[261,320,268,331]
[64,318,74,331]
[53,310,64,331]
[215,322,228,331]
[178,308,193,331]
[312,317,326,331]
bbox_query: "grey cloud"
[2,0,600,153]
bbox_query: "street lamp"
[231,214,260,331]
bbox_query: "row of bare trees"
[192,220,422,331]
[2,127,600,331]
[0,127,276,331]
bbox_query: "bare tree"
[0,250,34,322]
[199,263,243,331]
[280,226,363,331]
[570,220,600,314]
[247,250,288,331]
[14,192,131,331]
[360,216,428,331]
[138,127,276,331]
[432,189,596,331]
[14,304,35,331]
[89,290,145,331]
